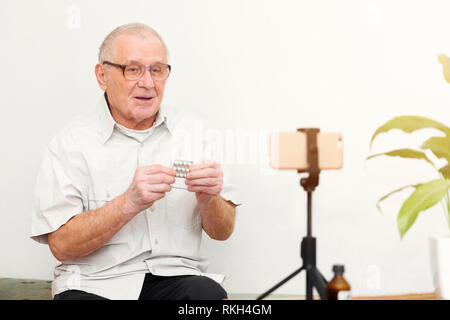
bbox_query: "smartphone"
[270,131,343,170]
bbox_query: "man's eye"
[151,67,162,73]
[127,66,140,73]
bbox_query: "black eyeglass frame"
[102,61,172,81]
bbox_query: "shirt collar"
[98,92,171,145]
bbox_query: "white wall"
[1,0,449,297]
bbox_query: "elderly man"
[30,23,238,300]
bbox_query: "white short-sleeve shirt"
[30,94,238,300]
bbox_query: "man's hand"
[122,164,176,216]
[185,160,223,205]
[48,164,176,262]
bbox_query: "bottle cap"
[332,264,345,274]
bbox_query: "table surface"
[229,292,438,300]
[353,292,437,300]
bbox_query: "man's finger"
[146,183,172,193]
[186,168,219,180]
[146,173,176,185]
[143,164,176,176]
[185,177,218,187]
[186,185,218,195]
[189,160,218,172]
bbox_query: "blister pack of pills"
[171,160,193,190]
[173,160,193,178]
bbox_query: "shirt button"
[150,206,155,212]
[154,238,159,245]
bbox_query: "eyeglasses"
[102,61,171,81]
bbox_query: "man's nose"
[137,68,155,88]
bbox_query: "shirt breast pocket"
[87,187,111,211]
[87,179,131,245]
[88,178,131,208]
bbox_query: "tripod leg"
[301,237,316,300]
[310,267,328,299]
[306,267,313,300]
[256,267,305,300]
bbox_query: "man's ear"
[95,63,107,91]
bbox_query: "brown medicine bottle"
[326,265,351,300]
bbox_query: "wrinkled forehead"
[114,33,168,65]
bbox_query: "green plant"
[367,55,450,239]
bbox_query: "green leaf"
[397,179,450,238]
[439,164,450,180]
[376,184,419,214]
[370,116,450,148]
[421,136,450,162]
[366,148,434,166]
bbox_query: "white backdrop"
[1,0,450,297]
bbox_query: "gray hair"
[98,23,169,63]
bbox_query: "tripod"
[256,128,328,300]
